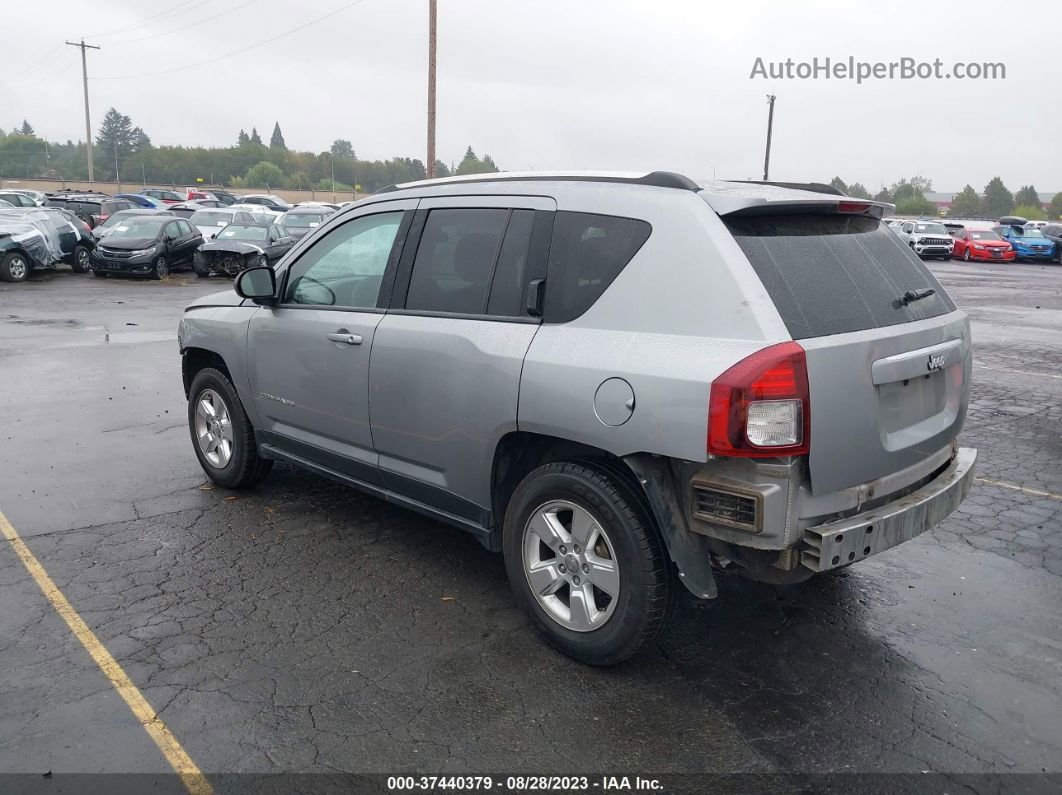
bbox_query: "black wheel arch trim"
[623,453,718,600]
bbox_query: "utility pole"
[426,0,437,179]
[114,140,120,191]
[66,39,101,182]
[762,94,776,181]
[330,153,336,202]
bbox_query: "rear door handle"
[327,331,363,346]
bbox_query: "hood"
[1008,236,1049,248]
[198,239,265,255]
[185,289,246,309]
[98,236,158,251]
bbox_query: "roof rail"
[378,170,700,194]
[731,180,846,197]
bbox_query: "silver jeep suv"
[179,172,977,664]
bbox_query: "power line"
[106,0,258,48]
[93,0,369,80]
[79,0,204,41]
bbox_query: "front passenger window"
[284,211,403,308]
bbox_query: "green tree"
[1014,185,1041,209]
[245,160,284,188]
[1013,204,1047,221]
[434,159,451,178]
[982,177,1014,218]
[330,138,354,157]
[847,182,871,199]
[132,127,151,152]
[455,146,499,176]
[828,176,848,193]
[237,129,250,145]
[269,122,286,150]
[1048,192,1062,220]
[249,127,262,145]
[96,108,136,155]
[873,187,891,204]
[948,184,982,218]
[895,195,937,216]
[18,119,34,136]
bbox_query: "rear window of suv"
[725,214,956,339]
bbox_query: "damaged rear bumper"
[801,447,977,572]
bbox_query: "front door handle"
[327,330,363,346]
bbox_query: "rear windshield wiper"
[898,288,936,306]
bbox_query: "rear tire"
[0,252,30,283]
[187,367,273,489]
[502,461,674,665]
[71,245,91,273]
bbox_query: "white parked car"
[894,220,955,259]
[187,208,260,240]
[228,203,283,222]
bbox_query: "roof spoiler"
[730,180,847,196]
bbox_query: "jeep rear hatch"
[717,205,969,495]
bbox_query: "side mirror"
[234,266,277,305]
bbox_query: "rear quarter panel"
[518,188,790,461]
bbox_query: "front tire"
[187,367,273,489]
[502,461,674,665]
[963,248,971,262]
[150,255,169,280]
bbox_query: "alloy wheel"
[522,500,620,632]
[194,389,233,468]
[8,256,28,281]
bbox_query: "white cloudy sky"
[2,0,1057,192]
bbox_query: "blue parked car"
[994,216,1057,261]
[115,193,167,209]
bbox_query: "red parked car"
[950,227,1015,262]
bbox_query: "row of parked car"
[0,186,342,282]
[888,216,1060,263]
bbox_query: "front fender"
[179,305,261,426]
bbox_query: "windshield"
[915,223,947,234]
[1021,228,1045,238]
[217,225,267,241]
[969,230,1002,241]
[99,212,136,229]
[189,211,232,227]
[283,213,324,227]
[106,218,166,239]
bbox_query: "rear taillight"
[707,341,810,457]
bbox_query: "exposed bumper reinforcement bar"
[801,447,977,572]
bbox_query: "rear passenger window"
[486,210,535,317]
[406,208,508,314]
[544,212,651,323]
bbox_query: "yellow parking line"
[974,478,1062,502]
[0,511,213,795]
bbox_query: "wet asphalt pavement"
[0,262,1060,791]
